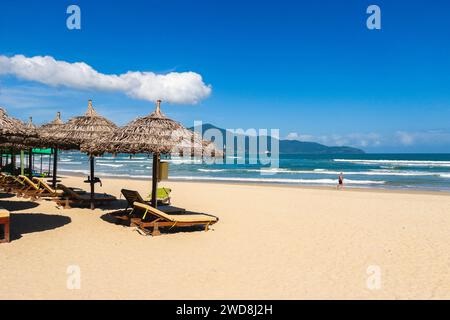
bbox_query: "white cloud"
[0,54,212,104]
[286,132,300,140]
[396,131,414,146]
[395,130,450,146]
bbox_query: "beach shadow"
[153,225,207,235]
[100,211,130,226]
[55,199,126,211]
[0,200,39,211]
[100,199,128,211]
[99,210,215,236]
[71,199,128,211]
[0,192,15,199]
[9,213,72,241]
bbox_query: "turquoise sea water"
[41,152,450,192]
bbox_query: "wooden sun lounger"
[32,177,64,198]
[121,188,172,210]
[131,202,219,236]
[4,175,29,195]
[0,173,11,190]
[121,189,177,211]
[17,175,44,200]
[0,174,26,193]
[121,188,148,212]
[0,207,10,243]
[56,184,117,209]
[114,189,184,222]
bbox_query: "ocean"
[35,152,450,192]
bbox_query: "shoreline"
[59,171,450,197]
[53,152,450,195]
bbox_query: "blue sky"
[0,0,449,152]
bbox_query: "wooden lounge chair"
[0,207,10,243]
[121,189,148,212]
[56,184,117,209]
[0,173,11,190]
[4,175,30,196]
[115,189,184,222]
[30,177,87,199]
[0,175,15,192]
[17,175,45,200]
[131,202,219,236]
[0,174,25,193]
[121,188,177,210]
[32,177,65,198]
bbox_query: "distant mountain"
[189,123,365,154]
[278,140,364,154]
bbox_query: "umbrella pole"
[20,150,24,176]
[12,153,16,173]
[28,148,33,178]
[151,153,159,208]
[48,153,51,177]
[52,147,58,188]
[90,155,95,210]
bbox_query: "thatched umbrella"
[83,100,220,208]
[51,100,118,209]
[26,116,36,130]
[0,107,28,143]
[39,111,65,188]
[0,107,32,172]
[0,107,20,169]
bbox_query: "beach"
[1,174,450,299]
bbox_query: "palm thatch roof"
[0,108,42,154]
[44,112,64,128]
[0,107,28,144]
[26,116,36,129]
[38,111,65,147]
[1,114,43,151]
[17,116,41,149]
[82,100,220,157]
[41,100,118,150]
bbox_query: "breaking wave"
[334,159,450,167]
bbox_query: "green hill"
[189,123,365,154]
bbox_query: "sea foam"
[334,159,450,167]
[170,176,385,185]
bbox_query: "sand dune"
[1,175,450,299]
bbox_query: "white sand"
[1,175,450,299]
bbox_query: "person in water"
[337,173,344,189]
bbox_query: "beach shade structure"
[0,108,38,173]
[29,148,53,176]
[0,107,29,144]
[38,111,65,188]
[44,100,118,209]
[83,100,221,208]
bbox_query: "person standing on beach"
[337,172,344,189]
